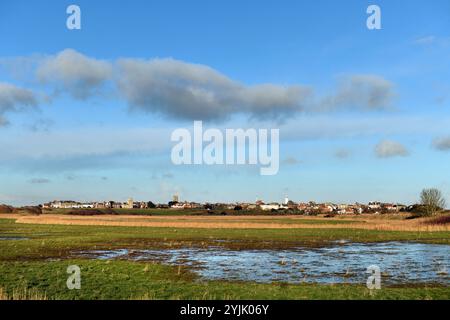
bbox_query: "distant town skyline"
[13,193,444,210]
[1,0,450,206]
[40,198,410,215]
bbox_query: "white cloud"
[117,58,395,120]
[2,50,398,122]
[0,82,38,126]
[36,49,112,99]
[116,57,312,121]
[375,140,409,158]
[433,136,450,151]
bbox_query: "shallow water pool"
[77,241,449,285]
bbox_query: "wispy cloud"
[0,127,171,173]
[162,172,174,179]
[334,148,351,159]
[29,178,51,184]
[282,115,450,141]
[413,35,450,46]
[28,118,54,132]
[282,156,301,165]
[414,35,437,45]
[320,75,395,112]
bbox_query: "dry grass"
[423,215,450,225]
[1,213,449,232]
[0,287,47,300]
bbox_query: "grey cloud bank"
[111,57,396,120]
[1,49,397,122]
[117,57,313,121]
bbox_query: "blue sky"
[0,0,449,206]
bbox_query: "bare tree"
[420,188,446,216]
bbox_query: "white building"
[123,198,134,209]
[260,204,281,211]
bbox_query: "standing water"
[78,241,449,285]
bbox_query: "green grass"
[225,218,361,224]
[0,218,449,261]
[0,260,448,300]
[0,218,449,299]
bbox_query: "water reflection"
[78,242,449,285]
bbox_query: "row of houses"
[197,199,406,214]
[42,198,154,210]
[42,201,93,209]
[266,201,406,214]
[169,201,203,209]
[42,197,406,215]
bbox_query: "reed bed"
[3,213,448,232]
[0,287,47,300]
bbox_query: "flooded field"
[77,241,449,285]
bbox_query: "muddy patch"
[75,241,449,285]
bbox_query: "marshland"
[0,210,449,300]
